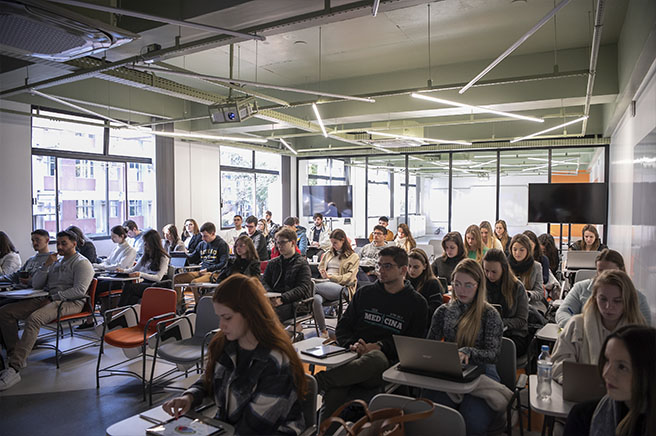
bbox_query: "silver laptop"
[393,335,482,382]
[562,361,606,402]
[565,251,598,270]
[169,255,187,269]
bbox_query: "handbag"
[318,398,435,436]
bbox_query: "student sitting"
[181,218,202,253]
[270,226,302,259]
[312,229,359,339]
[431,231,466,284]
[0,230,94,391]
[243,215,268,261]
[368,216,395,242]
[556,249,651,327]
[315,246,427,420]
[123,220,146,258]
[264,210,280,239]
[425,258,503,436]
[0,229,50,287]
[465,224,489,262]
[538,233,560,277]
[223,215,245,248]
[66,225,97,263]
[483,249,530,356]
[0,232,22,277]
[282,217,309,257]
[563,325,655,436]
[173,222,229,308]
[570,224,607,251]
[212,235,261,283]
[162,274,307,435]
[162,224,185,254]
[523,230,550,284]
[257,218,271,252]
[407,248,444,330]
[551,270,647,384]
[116,229,170,307]
[479,221,503,251]
[508,234,546,315]
[263,228,312,322]
[394,223,416,253]
[358,225,389,283]
[494,219,511,254]
[306,213,331,260]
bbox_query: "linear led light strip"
[312,103,328,137]
[279,138,297,155]
[366,130,472,146]
[510,116,588,143]
[411,93,544,123]
[31,89,268,144]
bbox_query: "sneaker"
[0,367,21,391]
[75,320,95,330]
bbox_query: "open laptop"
[169,252,188,269]
[562,361,606,402]
[393,335,483,382]
[565,251,598,270]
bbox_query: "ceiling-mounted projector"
[208,97,258,124]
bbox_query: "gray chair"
[428,239,443,257]
[416,244,434,260]
[369,393,466,436]
[300,374,318,436]
[574,269,595,283]
[490,337,527,436]
[148,295,220,404]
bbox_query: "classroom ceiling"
[0,0,628,158]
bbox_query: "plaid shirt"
[185,341,304,435]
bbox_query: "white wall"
[0,100,35,258]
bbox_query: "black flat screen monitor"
[528,183,607,224]
[302,185,353,218]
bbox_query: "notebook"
[393,335,483,382]
[562,361,606,402]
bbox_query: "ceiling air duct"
[0,0,138,62]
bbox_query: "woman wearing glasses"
[426,258,503,436]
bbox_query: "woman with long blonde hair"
[163,274,307,435]
[464,224,488,262]
[494,219,510,253]
[427,258,503,435]
[479,221,502,251]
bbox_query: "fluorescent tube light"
[411,93,544,123]
[372,0,380,16]
[510,116,588,143]
[143,130,268,143]
[279,138,297,155]
[366,130,472,146]
[312,103,328,137]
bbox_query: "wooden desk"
[294,337,357,369]
[382,363,481,394]
[528,374,575,436]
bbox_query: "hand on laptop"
[458,351,469,366]
[350,339,381,357]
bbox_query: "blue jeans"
[423,364,500,436]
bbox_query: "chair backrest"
[575,269,595,283]
[429,239,443,257]
[355,238,369,247]
[496,337,517,391]
[302,374,318,430]
[194,296,220,339]
[86,278,98,311]
[260,260,268,275]
[416,244,434,258]
[139,287,177,328]
[355,246,363,256]
[369,393,466,436]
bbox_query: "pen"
[139,414,164,425]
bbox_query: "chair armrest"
[157,314,194,335]
[515,373,528,391]
[103,305,139,324]
[144,312,177,346]
[299,425,317,436]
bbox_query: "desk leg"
[541,416,555,436]
[309,363,315,375]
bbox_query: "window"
[221,146,253,168]
[31,108,155,239]
[109,128,155,157]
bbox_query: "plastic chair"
[299,374,318,436]
[96,287,177,400]
[428,239,443,257]
[148,296,220,404]
[491,337,528,436]
[416,244,434,260]
[40,279,98,368]
[574,269,595,283]
[369,393,466,436]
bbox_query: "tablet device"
[146,415,225,436]
[301,344,347,359]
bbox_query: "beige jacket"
[319,250,360,298]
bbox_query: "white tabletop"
[96,275,140,282]
[106,403,234,436]
[294,337,358,369]
[528,374,575,419]
[174,282,218,288]
[382,363,481,394]
[1,288,48,299]
[536,323,561,342]
[265,292,281,298]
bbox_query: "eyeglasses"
[275,239,291,246]
[245,224,255,228]
[453,281,478,290]
[375,262,396,271]
[372,232,384,236]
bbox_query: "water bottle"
[537,345,553,400]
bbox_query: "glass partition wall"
[297,145,608,243]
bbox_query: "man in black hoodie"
[315,246,428,420]
[173,222,229,307]
[263,227,312,322]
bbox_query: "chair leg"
[96,340,103,389]
[141,343,147,401]
[148,350,159,406]
[55,321,61,369]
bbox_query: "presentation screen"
[302,185,353,217]
[528,183,607,224]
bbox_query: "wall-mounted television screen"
[528,183,607,224]
[302,185,353,217]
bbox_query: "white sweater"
[0,252,21,275]
[95,241,136,271]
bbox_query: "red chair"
[260,260,269,275]
[39,279,98,368]
[96,287,176,400]
[442,294,451,304]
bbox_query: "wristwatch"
[376,341,384,350]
